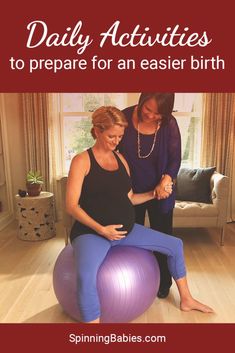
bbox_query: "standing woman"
[119,93,181,299]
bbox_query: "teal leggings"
[72,223,186,322]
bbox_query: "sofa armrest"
[210,172,229,226]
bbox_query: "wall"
[3,93,27,214]
[127,93,139,106]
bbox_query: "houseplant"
[26,171,44,196]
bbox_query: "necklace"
[137,123,158,159]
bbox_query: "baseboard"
[0,211,14,231]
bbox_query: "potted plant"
[26,171,44,197]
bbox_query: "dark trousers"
[134,200,173,290]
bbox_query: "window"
[174,93,202,168]
[60,93,202,174]
[60,93,127,173]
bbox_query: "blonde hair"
[91,106,128,139]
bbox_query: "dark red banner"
[1,0,234,91]
[0,323,234,353]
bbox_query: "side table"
[15,192,56,241]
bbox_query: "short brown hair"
[137,93,175,125]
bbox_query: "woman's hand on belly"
[99,224,127,241]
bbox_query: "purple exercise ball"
[53,244,160,323]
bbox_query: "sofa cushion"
[174,201,218,217]
[175,167,216,203]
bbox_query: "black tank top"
[70,148,135,242]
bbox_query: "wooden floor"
[0,220,235,323]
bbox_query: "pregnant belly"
[87,197,135,234]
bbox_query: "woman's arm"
[154,174,173,200]
[154,117,181,199]
[165,116,181,179]
[128,189,155,205]
[66,152,127,240]
[66,152,101,233]
[116,152,156,205]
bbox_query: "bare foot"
[180,298,214,313]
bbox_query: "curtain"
[201,93,235,221]
[22,93,62,219]
[22,93,50,189]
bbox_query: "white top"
[15,192,53,200]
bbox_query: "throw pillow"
[175,167,216,203]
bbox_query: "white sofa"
[60,172,229,246]
[173,172,229,245]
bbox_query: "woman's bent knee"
[173,237,184,257]
[175,237,183,249]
